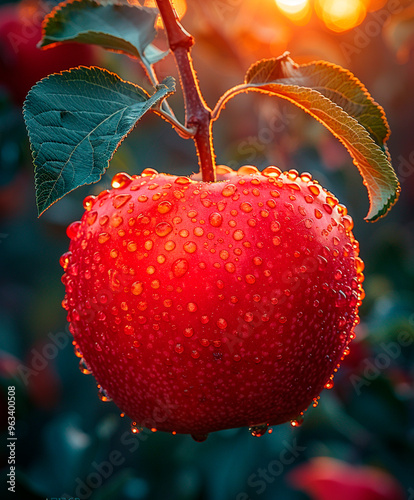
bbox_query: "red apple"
[61,165,364,439]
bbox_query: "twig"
[155,0,216,182]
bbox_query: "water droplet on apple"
[79,358,92,375]
[155,222,173,237]
[249,423,269,437]
[209,212,223,227]
[158,201,172,214]
[191,434,208,442]
[98,386,112,402]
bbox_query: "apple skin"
[61,166,364,436]
[0,2,96,105]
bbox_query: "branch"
[155,0,216,182]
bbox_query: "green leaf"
[23,67,175,216]
[246,54,390,147]
[40,0,168,66]
[214,53,400,221]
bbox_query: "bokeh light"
[275,0,312,25]
[143,0,187,28]
[315,0,367,32]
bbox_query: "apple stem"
[155,0,216,182]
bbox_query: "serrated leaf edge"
[245,53,391,145]
[243,83,400,221]
[23,66,172,216]
[39,0,160,60]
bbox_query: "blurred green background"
[1,0,413,499]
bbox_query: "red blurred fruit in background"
[287,456,406,500]
[0,0,96,105]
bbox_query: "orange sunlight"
[275,0,312,25]
[315,0,367,32]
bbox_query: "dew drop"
[191,434,208,442]
[249,423,269,437]
[155,222,173,237]
[175,176,191,185]
[98,233,110,244]
[86,211,97,226]
[165,240,176,251]
[127,241,137,252]
[172,258,189,277]
[131,281,144,295]
[220,250,229,260]
[209,212,223,227]
[111,172,132,189]
[67,221,81,240]
[98,386,112,402]
[151,279,160,289]
[240,202,253,213]
[113,194,131,209]
[221,184,237,197]
[184,241,197,253]
[60,251,72,270]
[175,343,184,354]
[225,262,235,273]
[131,422,144,433]
[238,165,258,175]
[262,166,281,178]
[187,302,198,312]
[158,200,172,214]
[290,416,304,427]
[182,327,194,338]
[157,254,166,264]
[142,167,158,177]
[217,318,227,329]
[233,229,245,241]
[79,358,92,375]
[308,184,320,196]
[83,195,96,211]
[108,214,122,229]
[244,312,254,322]
[355,257,364,273]
[270,220,281,232]
[245,274,256,284]
[343,215,354,232]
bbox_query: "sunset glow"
[143,0,187,28]
[275,0,312,24]
[315,0,367,32]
